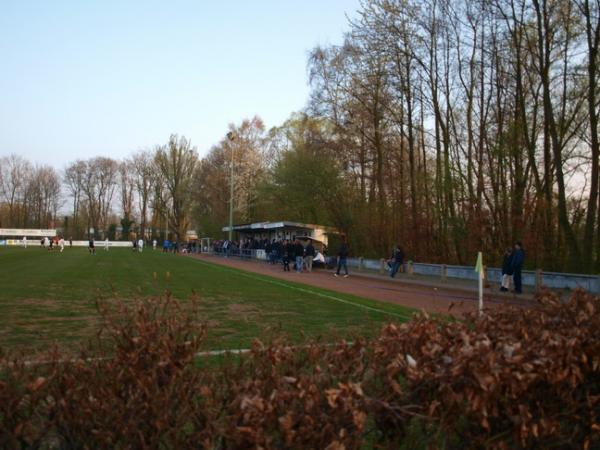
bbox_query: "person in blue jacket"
[511,242,525,294]
[390,244,405,278]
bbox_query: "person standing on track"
[500,247,513,292]
[390,244,405,278]
[304,240,316,272]
[511,242,525,294]
[294,239,305,273]
[273,240,282,264]
[334,238,349,278]
[222,239,229,257]
[282,239,291,272]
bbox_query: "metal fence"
[205,249,600,293]
[211,248,268,260]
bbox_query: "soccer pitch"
[0,247,413,352]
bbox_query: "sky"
[0,0,359,167]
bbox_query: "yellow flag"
[475,251,484,279]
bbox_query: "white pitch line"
[14,349,250,367]
[13,342,353,367]
[195,341,349,358]
[193,258,413,321]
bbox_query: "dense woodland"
[1,0,598,273]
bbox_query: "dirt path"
[186,254,535,316]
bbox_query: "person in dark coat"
[500,247,513,292]
[273,240,282,264]
[265,241,273,264]
[334,239,349,277]
[282,240,291,272]
[294,239,305,273]
[511,242,525,294]
[390,244,405,278]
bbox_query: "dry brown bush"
[1,290,598,449]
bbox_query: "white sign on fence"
[2,239,134,248]
[0,228,57,237]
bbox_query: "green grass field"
[0,247,413,352]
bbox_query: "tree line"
[1,0,598,273]
[0,135,197,244]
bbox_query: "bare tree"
[154,135,198,241]
[0,154,33,227]
[81,157,118,238]
[119,162,135,219]
[574,0,600,269]
[27,165,61,228]
[63,160,87,236]
[131,151,155,239]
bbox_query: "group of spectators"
[161,239,199,254]
[212,238,326,272]
[212,239,240,255]
[212,238,272,254]
[270,239,323,273]
[211,236,386,280]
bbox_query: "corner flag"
[475,252,484,279]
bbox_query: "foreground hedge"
[1,290,599,449]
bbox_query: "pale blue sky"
[0,1,358,166]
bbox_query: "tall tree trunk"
[581,0,600,271]
[533,0,581,270]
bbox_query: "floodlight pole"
[165,209,168,241]
[227,132,235,242]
